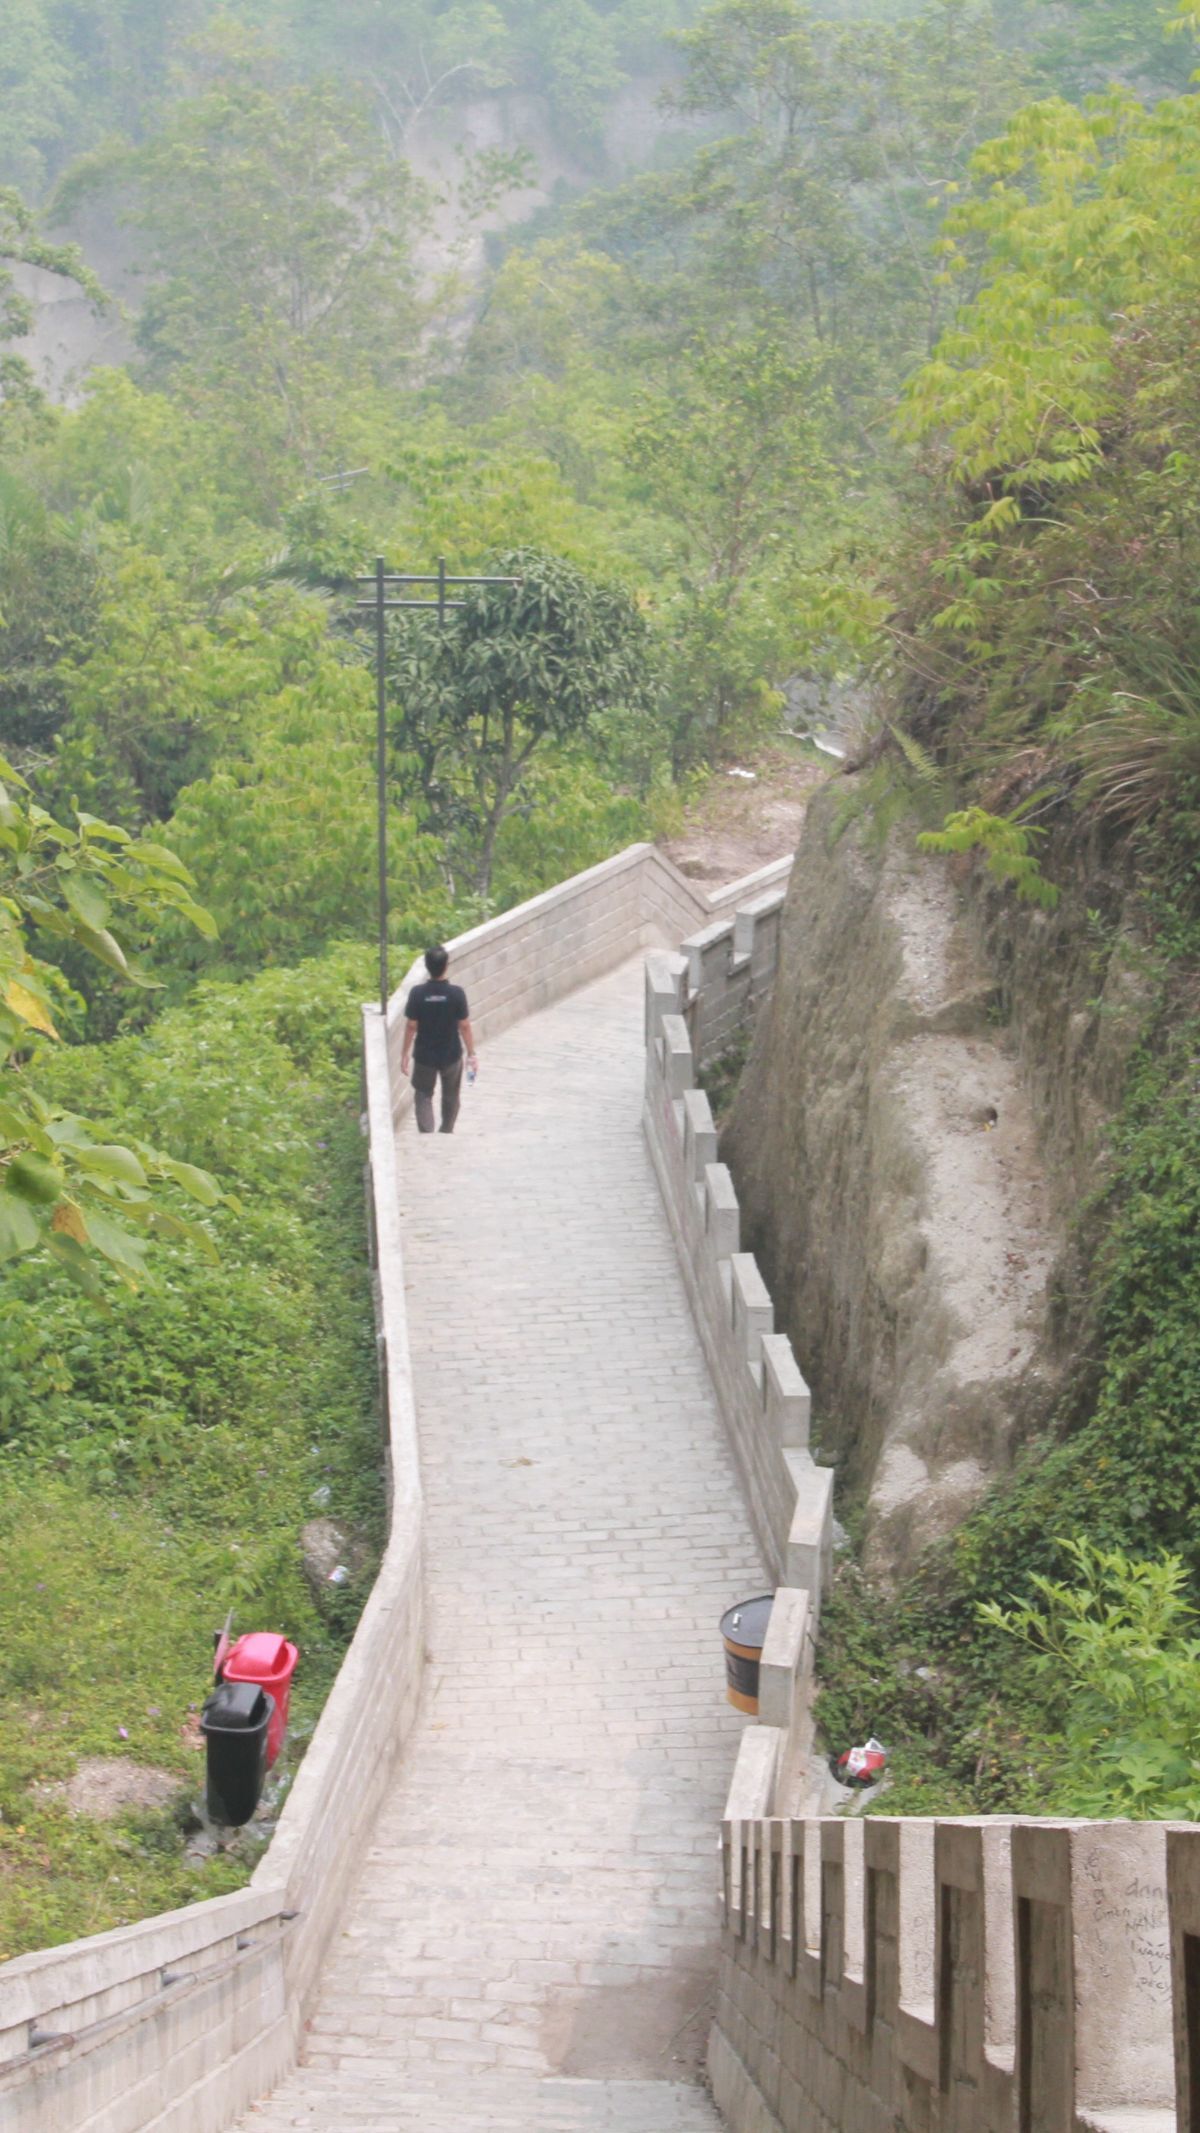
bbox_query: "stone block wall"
[681,886,787,1070]
[711,1811,1198,2133]
[643,950,833,1600]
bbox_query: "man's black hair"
[425,944,449,977]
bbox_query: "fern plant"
[917,798,1060,906]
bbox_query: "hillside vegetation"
[1,0,1199,1945]
[819,30,1200,1815]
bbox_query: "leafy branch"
[917,799,1060,906]
[1,755,229,1287]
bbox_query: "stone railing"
[642,945,833,1818]
[680,882,787,1071]
[711,1809,1200,2133]
[0,840,792,2133]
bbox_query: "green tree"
[162,661,446,976]
[61,36,428,499]
[897,87,1200,497]
[280,0,514,143]
[0,1,75,194]
[390,547,654,896]
[627,331,836,756]
[0,478,100,763]
[664,0,1023,364]
[1014,0,1195,100]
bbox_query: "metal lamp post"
[353,556,519,1016]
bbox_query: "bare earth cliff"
[722,782,1147,1579]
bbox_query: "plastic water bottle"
[467,1060,477,1085]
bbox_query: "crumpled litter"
[837,1736,887,1785]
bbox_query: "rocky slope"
[721,783,1149,1579]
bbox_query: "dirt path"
[660,744,829,887]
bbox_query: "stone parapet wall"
[680,886,787,1070]
[643,950,833,1601]
[642,946,833,1825]
[711,1810,1200,2133]
[0,841,792,2133]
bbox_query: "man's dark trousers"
[412,1056,463,1134]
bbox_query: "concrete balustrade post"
[1078,1821,1172,2114]
[933,1821,1015,2133]
[1168,1826,1200,2133]
[731,1252,773,1364]
[761,1335,810,1451]
[785,1463,833,1604]
[659,1012,695,1098]
[682,1087,718,1184]
[1014,1821,1171,2129]
[687,919,734,996]
[860,1820,934,2090]
[704,1164,741,1258]
[644,949,686,1044]
[757,1588,809,1737]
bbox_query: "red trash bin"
[221,1633,298,1768]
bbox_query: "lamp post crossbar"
[354,598,469,612]
[353,554,519,1016]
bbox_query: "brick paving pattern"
[238,960,763,2131]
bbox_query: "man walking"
[400,945,478,1134]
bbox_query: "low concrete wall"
[643,951,834,1600]
[642,943,833,1826]
[682,885,787,1071]
[712,1810,1198,2133]
[0,841,793,2133]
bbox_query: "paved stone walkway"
[238,960,764,2132]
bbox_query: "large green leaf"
[70,921,129,977]
[0,1192,40,1259]
[71,1142,149,1191]
[156,1155,222,1207]
[131,842,196,881]
[77,1206,150,1278]
[61,872,112,931]
[4,1152,64,1205]
[75,813,131,844]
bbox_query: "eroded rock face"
[723,789,1070,1579]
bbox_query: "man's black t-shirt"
[404,979,469,1067]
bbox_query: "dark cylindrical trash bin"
[200,1680,274,1826]
[720,1594,774,1714]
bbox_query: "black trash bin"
[200,1680,274,1826]
[720,1594,774,1714]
